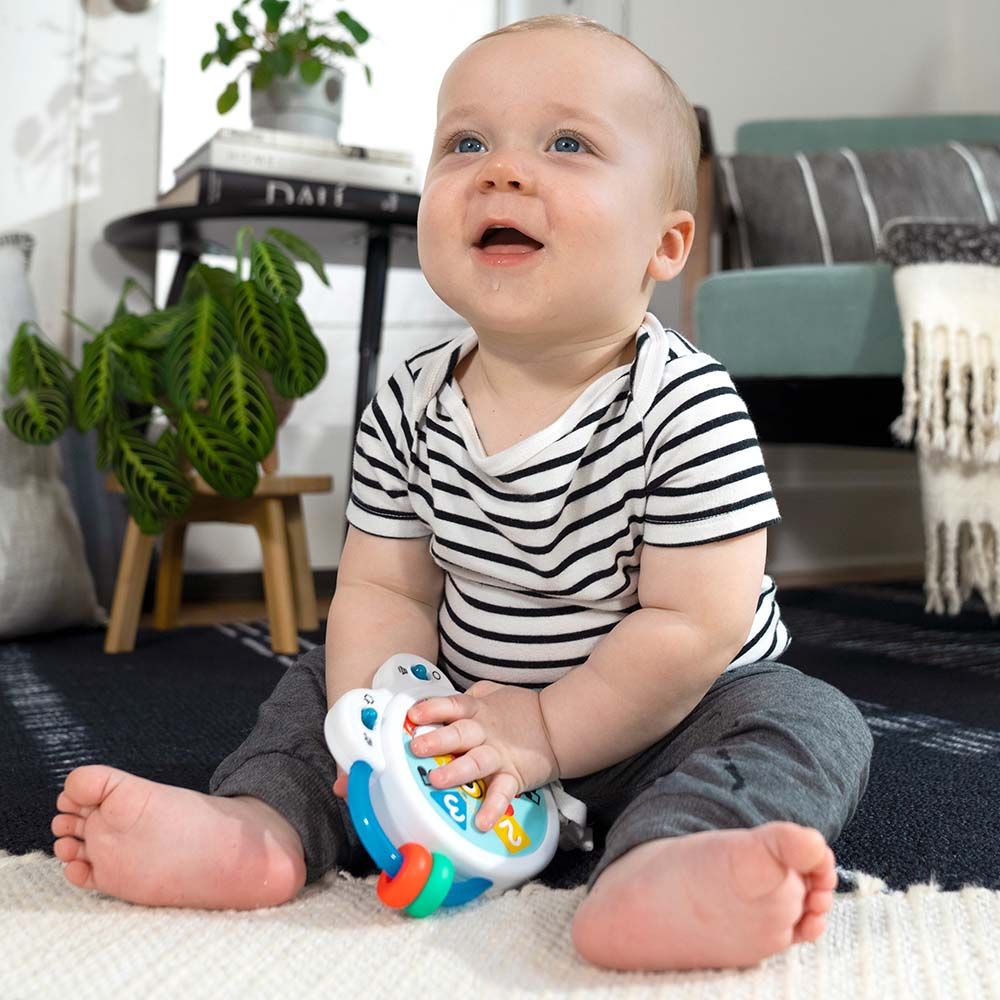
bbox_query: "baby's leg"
[565,661,874,970]
[51,645,362,908]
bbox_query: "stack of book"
[158,126,421,213]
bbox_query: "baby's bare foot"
[50,765,307,909]
[572,821,837,971]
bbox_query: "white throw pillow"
[0,233,103,638]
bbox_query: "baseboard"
[142,568,339,609]
[771,562,924,589]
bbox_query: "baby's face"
[417,28,687,346]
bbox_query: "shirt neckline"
[435,314,664,476]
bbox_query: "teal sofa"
[692,114,1000,446]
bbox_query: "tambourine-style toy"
[324,653,591,918]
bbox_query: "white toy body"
[324,653,564,896]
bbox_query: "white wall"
[3,0,162,360]
[3,0,163,605]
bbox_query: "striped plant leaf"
[74,331,116,430]
[232,280,286,370]
[266,227,329,287]
[113,430,194,520]
[112,347,157,404]
[271,298,326,398]
[155,427,182,464]
[133,306,185,351]
[161,295,235,410]
[251,239,302,301]
[129,501,170,537]
[2,387,70,445]
[95,398,130,469]
[176,409,259,498]
[180,264,239,311]
[107,314,149,347]
[6,322,73,396]
[208,352,276,462]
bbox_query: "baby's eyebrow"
[435,100,616,137]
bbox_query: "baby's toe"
[62,859,96,890]
[53,836,88,864]
[793,910,828,944]
[51,813,85,840]
[806,887,834,915]
[63,764,118,808]
[769,822,829,876]
[56,790,87,816]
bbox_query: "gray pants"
[209,646,874,891]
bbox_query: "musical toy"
[324,653,590,918]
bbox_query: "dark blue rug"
[1,580,997,892]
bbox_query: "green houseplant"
[3,225,329,536]
[203,1,374,116]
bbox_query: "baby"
[50,14,873,972]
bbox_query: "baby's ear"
[651,211,695,281]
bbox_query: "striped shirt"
[346,310,790,691]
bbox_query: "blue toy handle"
[347,761,491,908]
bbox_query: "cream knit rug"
[2,851,999,999]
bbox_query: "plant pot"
[250,63,345,141]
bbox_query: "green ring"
[405,852,455,918]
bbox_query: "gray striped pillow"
[718,142,1000,268]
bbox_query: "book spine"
[195,170,420,216]
[176,144,419,193]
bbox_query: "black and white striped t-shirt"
[346,311,790,691]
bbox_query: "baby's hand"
[405,680,560,832]
[332,766,348,799]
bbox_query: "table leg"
[283,496,319,631]
[347,224,391,541]
[254,497,299,654]
[105,518,157,653]
[153,521,188,630]
[354,223,391,437]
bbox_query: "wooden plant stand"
[104,472,332,655]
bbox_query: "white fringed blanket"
[890,262,1000,617]
[3,850,1000,999]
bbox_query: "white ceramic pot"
[250,63,345,141]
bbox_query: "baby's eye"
[550,133,587,153]
[446,131,591,155]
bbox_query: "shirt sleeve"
[345,367,431,539]
[643,354,781,546]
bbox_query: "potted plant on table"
[2,225,329,536]
[203,1,374,140]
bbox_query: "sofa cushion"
[718,143,1000,268]
[0,233,103,639]
[880,217,1000,267]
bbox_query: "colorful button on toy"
[361,707,378,730]
[411,664,429,680]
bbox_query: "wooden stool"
[104,472,332,655]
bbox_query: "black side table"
[103,188,420,450]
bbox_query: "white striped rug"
[2,850,998,999]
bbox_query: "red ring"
[376,842,433,909]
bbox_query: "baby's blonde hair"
[470,14,700,215]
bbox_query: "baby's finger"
[474,772,520,832]
[429,742,500,790]
[332,770,349,798]
[417,717,484,757]
[407,693,476,726]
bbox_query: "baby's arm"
[539,528,767,780]
[325,526,443,708]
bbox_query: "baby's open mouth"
[474,227,545,253]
